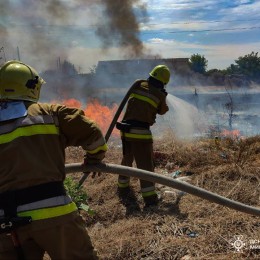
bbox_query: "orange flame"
[51,98,120,138]
[220,129,240,138]
[62,98,82,108]
[84,99,119,136]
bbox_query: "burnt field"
[64,133,260,260]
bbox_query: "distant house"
[93,58,190,88]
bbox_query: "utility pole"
[57,57,61,71]
[17,46,20,61]
[0,47,6,62]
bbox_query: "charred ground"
[64,133,260,260]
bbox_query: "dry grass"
[64,134,260,260]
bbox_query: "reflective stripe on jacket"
[17,202,77,221]
[121,80,168,141]
[0,115,59,144]
[0,195,77,221]
[120,127,152,141]
[129,90,160,109]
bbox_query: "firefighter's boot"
[143,193,161,208]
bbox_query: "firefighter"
[116,65,170,207]
[0,60,107,259]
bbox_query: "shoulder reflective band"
[130,93,159,109]
[17,202,77,221]
[0,124,59,144]
[0,115,59,135]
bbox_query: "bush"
[64,176,94,215]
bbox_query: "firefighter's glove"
[83,158,102,178]
[161,88,168,96]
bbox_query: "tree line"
[189,51,260,83]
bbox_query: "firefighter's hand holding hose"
[161,88,168,96]
[79,150,106,186]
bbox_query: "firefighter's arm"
[160,88,168,96]
[55,105,108,163]
[83,133,107,178]
[83,136,108,164]
[157,93,169,115]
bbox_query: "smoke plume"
[96,0,147,57]
[0,0,148,70]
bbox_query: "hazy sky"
[0,0,260,72]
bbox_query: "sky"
[0,0,260,73]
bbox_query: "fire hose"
[66,162,260,217]
[104,80,144,142]
[73,82,260,217]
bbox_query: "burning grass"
[63,134,260,260]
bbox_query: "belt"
[0,182,66,217]
[123,120,150,129]
[0,195,72,216]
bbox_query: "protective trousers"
[0,211,98,260]
[118,139,156,198]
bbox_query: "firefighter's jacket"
[0,102,107,221]
[119,79,169,142]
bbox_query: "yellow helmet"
[149,65,171,85]
[0,60,45,102]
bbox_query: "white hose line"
[65,163,260,217]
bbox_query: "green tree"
[189,53,208,74]
[226,51,260,81]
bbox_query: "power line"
[8,18,260,28]
[146,18,260,26]
[143,26,260,34]
[4,21,260,36]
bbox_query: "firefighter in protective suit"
[0,60,107,259]
[116,65,170,207]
